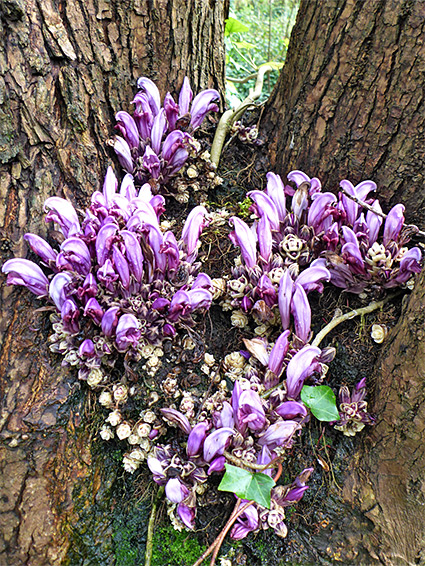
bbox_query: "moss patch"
[151,525,208,566]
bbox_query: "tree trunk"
[0,2,227,564]
[265,0,425,225]
[262,1,425,563]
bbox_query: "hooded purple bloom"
[150,109,167,154]
[178,76,193,116]
[142,146,161,179]
[189,89,219,129]
[248,190,280,230]
[2,259,49,296]
[383,204,405,246]
[257,274,277,307]
[203,428,235,462]
[391,247,422,285]
[137,77,161,116]
[187,421,210,457]
[44,197,81,238]
[101,306,120,336]
[59,237,92,276]
[61,299,80,335]
[339,179,376,225]
[112,245,130,289]
[160,408,192,435]
[132,92,154,139]
[257,215,272,264]
[278,270,294,330]
[120,230,144,282]
[97,259,119,291]
[161,130,188,161]
[237,389,266,432]
[115,313,140,351]
[96,223,118,266]
[147,456,166,482]
[167,290,190,321]
[268,329,291,378]
[24,234,57,265]
[307,192,337,231]
[207,456,226,475]
[229,217,257,269]
[49,272,73,310]
[84,297,104,325]
[115,111,140,149]
[177,503,195,530]
[186,288,212,310]
[258,420,301,450]
[286,345,321,399]
[164,92,179,130]
[366,200,383,246]
[181,206,209,256]
[111,136,134,173]
[291,283,311,342]
[275,401,308,420]
[79,339,96,358]
[230,502,259,540]
[165,478,189,504]
[295,258,330,293]
[266,172,286,222]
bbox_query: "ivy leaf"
[301,385,340,422]
[225,17,249,36]
[218,464,275,508]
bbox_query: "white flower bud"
[204,353,215,366]
[211,278,226,299]
[142,410,156,423]
[87,369,104,388]
[136,422,151,438]
[106,410,122,427]
[128,434,141,445]
[223,352,246,374]
[116,422,132,440]
[99,391,114,408]
[99,425,114,441]
[113,385,128,404]
[371,324,388,344]
[186,165,198,178]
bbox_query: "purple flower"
[248,190,280,230]
[268,330,291,378]
[181,206,209,256]
[339,179,376,225]
[295,258,330,293]
[151,109,167,154]
[2,259,49,296]
[278,270,294,330]
[229,217,257,269]
[258,421,301,450]
[207,456,226,475]
[291,283,311,342]
[96,223,118,266]
[23,234,57,265]
[49,272,73,309]
[257,215,272,264]
[61,299,80,335]
[84,297,104,325]
[59,237,92,276]
[142,146,161,179]
[79,339,95,358]
[115,313,140,351]
[366,200,383,245]
[160,408,192,435]
[186,288,212,311]
[230,502,258,540]
[147,456,166,482]
[265,172,286,222]
[178,77,193,115]
[115,111,140,149]
[257,274,277,307]
[383,204,405,245]
[101,306,120,336]
[177,503,195,530]
[112,245,130,289]
[111,136,134,173]
[275,401,308,420]
[237,389,266,432]
[44,197,81,238]
[203,428,235,462]
[164,92,179,130]
[286,345,321,399]
[165,478,189,504]
[187,422,210,457]
[120,230,144,282]
[189,89,219,129]
[137,77,161,116]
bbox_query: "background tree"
[261,1,425,564]
[0,2,227,564]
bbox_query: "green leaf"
[301,385,340,422]
[225,17,249,36]
[218,464,275,508]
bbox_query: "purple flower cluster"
[224,171,421,326]
[334,378,375,436]
[110,77,219,190]
[2,166,213,378]
[148,323,329,535]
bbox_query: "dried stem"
[210,64,273,166]
[311,291,402,348]
[144,485,164,566]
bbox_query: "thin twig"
[144,485,165,566]
[311,291,402,348]
[339,186,425,238]
[223,450,282,472]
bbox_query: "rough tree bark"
[262,1,425,564]
[0,1,227,564]
[265,0,425,225]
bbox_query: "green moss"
[151,525,208,566]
